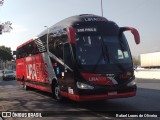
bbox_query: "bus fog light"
[77,82,94,89]
[127,79,137,86]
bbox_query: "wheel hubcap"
[55,86,60,99]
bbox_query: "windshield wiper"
[92,39,109,73]
[101,38,110,63]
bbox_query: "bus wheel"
[23,80,29,90]
[54,84,63,101]
[53,85,65,102]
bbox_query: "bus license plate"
[108,91,117,95]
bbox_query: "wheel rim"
[55,86,60,100]
[23,81,27,90]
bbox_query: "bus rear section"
[16,39,56,92]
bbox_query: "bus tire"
[51,79,66,102]
[52,83,65,102]
[23,80,29,90]
[54,84,63,101]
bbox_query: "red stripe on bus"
[61,91,136,101]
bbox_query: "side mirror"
[119,27,140,44]
[67,27,76,44]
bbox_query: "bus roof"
[17,14,110,49]
[38,14,108,37]
[17,39,33,49]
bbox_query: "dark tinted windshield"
[75,35,132,66]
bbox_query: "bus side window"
[28,43,33,56]
[33,41,39,55]
[40,35,47,51]
[23,45,27,57]
[49,37,58,55]
[56,44,63,60]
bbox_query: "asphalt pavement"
[0,72,160,120]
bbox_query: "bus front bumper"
[61,91,136,102]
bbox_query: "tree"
[0,46,13,61]
[0,0,4,6]
[0,21,13,34]
[0,24,3,34]
[0,0,13,35]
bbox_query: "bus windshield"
[75,34,132,72]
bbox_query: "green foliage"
[0,46,13,61]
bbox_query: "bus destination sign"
[77,28,97,33]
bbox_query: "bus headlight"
[127,79,137,86]
[77,82,94,89]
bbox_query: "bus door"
[55,43,74,93]
[63,43,74,93]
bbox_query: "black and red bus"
[16,14,140,101]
